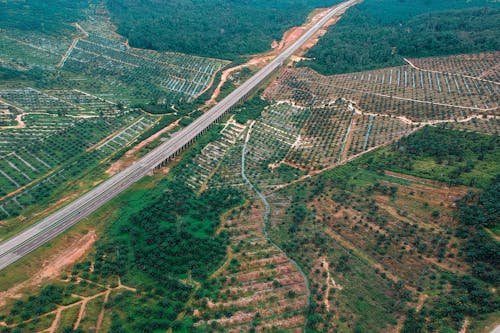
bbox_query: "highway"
[0,0,357,271]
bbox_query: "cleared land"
[0,4,228,105]
[0,49,498,330]
[0,1,497,331]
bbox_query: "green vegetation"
[361,126,499,188]
[88,174,241,331]
[0,67,46,82]
[0,0,86,35]
[233,91,270,124]
[106,0,342,59]
[301,0,500,74]
[402,274,497,332]
[111,182,241,281]
[0,107,152,223]
[1,167,242,333]
[266,126,499,332]
[455,179,499,283]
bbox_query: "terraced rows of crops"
[1,5,228,106]
[193,198,309,332]
[243,103,307,189]
[0,101,19,126]
[234,100,411,181]
[0,29,69,68]
[408,52,500,82]
[0,88,117,117]
[63,32,227,101]
[285,101,356,169]
[0,88,156,220]
[265,186,411,332]
[267,67,497,121]
[183,120,246,190]
[160,122,308,331]
[345,113,412,157]
[95,116,155,154]
[267,53,499,122]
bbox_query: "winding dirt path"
[73,298,88,330]
[0,230,97,308]
[206,57,273,106]
[403,57,500,85]
[459,318,470,333]
[1,277,137,331]
[322,259,332,312]
[94,290,111,332]
[210,246,233,279]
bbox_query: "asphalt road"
[0,0,357,271]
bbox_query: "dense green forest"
[232,91,270,124]
[106,0,342,59]
[301,0,500,74]
[0,0,87,34]
[0,178,242,333]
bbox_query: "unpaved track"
[0,278,136,331]
[0,0,360,272]
[0,230,97,307]
[241,123,311,331]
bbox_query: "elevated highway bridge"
[0,0,358,271]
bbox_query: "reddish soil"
[0,113,25,130]
[106,119,179,175]
[206,1,358,105]
[206,57,273,106]
[195,198,308,331]
[0,230,97,308]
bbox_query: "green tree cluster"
[106,0,342,59]
[301,0,500,75]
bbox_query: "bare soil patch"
[106,119,179,175]
[0,230,97,308]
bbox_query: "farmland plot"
[0,88,117,118]
[283,100,412,170]
[0,5,228,105]
[266,189,404,333]
[182,119,246,191]
[62,36,226,102]
[232,100,412,186]
[0,101,20,127]
[267,52,499,122]
[178,113,403,331]
[408,52,500,82]
[174,131,308,331]
[0,88,156,220]
[263,130,499,332]
[57,10,229,104]
[193,195,309,332]
[242,103,308,190]
[0,275,139,333]
[0,29,71,68]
